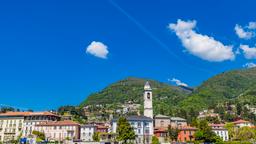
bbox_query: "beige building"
[0,112,24,142]
[154,114,170,128]
[154,114,187,128]
[23,111,60,137]
[35,120,80,141]
[0,111,60,143]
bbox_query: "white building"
[112,115,153,144]
[209,124,229,141]
[233,119,253,128]
[35,120,80,142]
[23,112,60,137]
[111,82,154,144]
[80,124,96,142]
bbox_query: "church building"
[111,81,154,144]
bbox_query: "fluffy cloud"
[169,19,235,62]
[86,41,109,59]
[234,24,254,39]
[168,78,188,87]
[243,62,256,68]
[248,22,256,29]
[240,45,256,59]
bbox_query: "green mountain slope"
[80,77,191,115]
[80,68,256,122]
[179,68,256,111]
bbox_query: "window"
[160,120,164,126]
[147,93,150,99]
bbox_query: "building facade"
[154,114,187,129]
[35,120,80,142]
[233,119,253,128]
[23,112,60,137]
[154,114,170,128]
[209,124,229,141]
[177,126,197,142]
[0,112,24,142]
[80,124,96,142]
[0,111,59,142]
[112,116,153,144]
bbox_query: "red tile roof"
[36,120,79,126]
[209,123,225,127]
[0,111,59,117]
[233,119,249,124]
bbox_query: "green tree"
[152,136,160,144]
[194,120,222,143]
[236,126,255,141]
[93,132,100,142]
[168,126,179,141]
[224,122,235,141]
[32,130,45,142]
[116,117,136,144]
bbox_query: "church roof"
[112,115,153,122]
[144,81,152,90]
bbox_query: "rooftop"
[233,119,250,124]
[36,120,79,126]
[154,114,170,119]
[0,111,59,117]
[112,115,153,122]
[170,117,186,121]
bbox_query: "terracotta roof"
[233,119,249,124]
[154,128,168,132]
[0,112,30,116]
[0,111,59,117]
[209,123,225,127]
[36,120,79,126]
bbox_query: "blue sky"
[0,0,256,111]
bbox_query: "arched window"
[147,92,150,99]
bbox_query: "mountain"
[80,68,256,122]
[80,77,191,115]
[179,67,256,111]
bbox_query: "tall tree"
[152,136,160,144]
[194,120,222,143]
[116,117,136,144]
[168,126,179,142]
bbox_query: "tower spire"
[143,81,153,118]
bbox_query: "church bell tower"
[143,81,153,119]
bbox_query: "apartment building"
[35,120,80,142]
[0,112,24,142]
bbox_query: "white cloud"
[240,45,256,59]
[243,62,256,68]
[86,41,109,59]
[169,19,235,62]
[234,24,254,39]
[248,22,256,29]
[168,78,188,87]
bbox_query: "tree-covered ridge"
[81,77,191,108]
[180,68,256,111]
[80,68,256,122]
